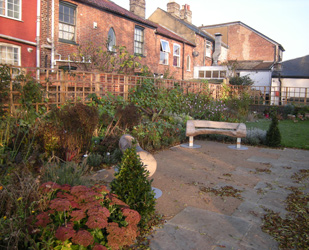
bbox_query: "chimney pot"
[180,3,192,23]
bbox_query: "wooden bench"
[183,120,247,149]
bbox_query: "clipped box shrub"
[111,147,156,229]
[266,113,281,147]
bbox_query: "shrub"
[40,160,89,186]
[41,103,99,161]
[266,112,281,147]
[0,113,39,167]
[111,147,156,229]
[283,104,295,119]
[229,75,254,86]
[31,182,141,250]
[115,103,141,130]
[87,153,104,168]
[129,79,166,113]
[243,128,267,145]
[0,169,41,249]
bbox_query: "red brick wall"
[191,35,212,68]
[40,0,196,79]
[227,24,275,61]
[145,34,195,80]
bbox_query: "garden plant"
[1,64,308,249]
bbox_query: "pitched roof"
[273,55,309,78]
[75,0,156,28]
[230,60,274,70]
[200,21,284,51]
[157,8,215,42]
[155,24,195,46]
[74,0,194,46]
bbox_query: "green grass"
[246,119,309,150]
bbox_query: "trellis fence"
[1,66,308,112]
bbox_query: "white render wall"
[239,70,272,88]
[271,78,309,105]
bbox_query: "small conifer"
[111,147,156,228]
[266,112,281,147]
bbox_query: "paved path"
[149,141,309,250]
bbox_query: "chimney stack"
[180,4,192,23]
[212,33,222,66]
[130,0,145,19]
[167,1,180,18]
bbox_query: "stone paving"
[149,141,309,250]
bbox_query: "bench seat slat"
[186,120,247,138]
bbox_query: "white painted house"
[271,55,309,105]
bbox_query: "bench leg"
[237,138,241,149]
[189,136,194,147]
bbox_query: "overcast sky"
[114,0,309,62]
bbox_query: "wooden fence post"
[60,70,66,104]
[124,75,129,101]
[95,73,100,97]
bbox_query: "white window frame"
[134,26,144,55]
[107,27,116,52]
[187,55,191,71]
[0,0,21,20]
[173,43,181,67]
[206,41,212,58]
[59,1,76,43]
[160,40,170,65]
[0,43,21,66]
[198,70,227,79]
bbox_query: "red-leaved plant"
[31,182,141,250]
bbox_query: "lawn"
[246,119,309,150]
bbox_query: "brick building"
[0,0,38,68]
[40,0,196,80]
[149,2,225,70]
[200,22,285,86]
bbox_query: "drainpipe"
[51,0,55,69]
[36,0,41,79]
[203,39,205,65]
[182,42,185,80]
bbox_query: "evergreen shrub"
[111,147,156,229]
[266,112,281,147]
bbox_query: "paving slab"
[148,141,309,250]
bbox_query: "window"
[134,26,144,55]
[0,0,21,19]
[107,28,116,52]
[187,55,191,71]
[173,44,180,67]
[59,1,76,42]
[198,70,227,79]
[160,40,170,65]
[206,41,212,58]
[0,43,20,66]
